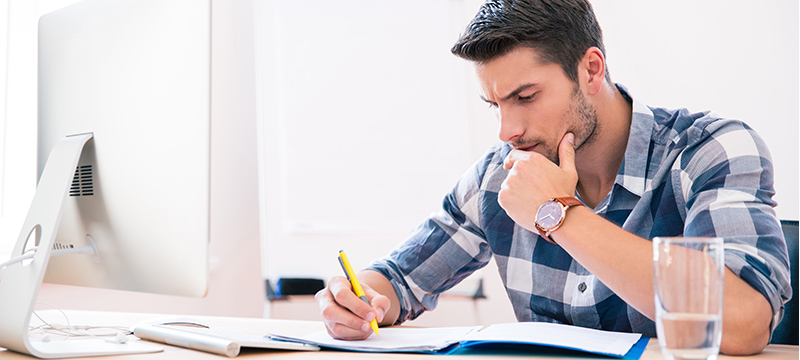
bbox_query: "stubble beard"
[545,87,599,166]
[508,86,599,166]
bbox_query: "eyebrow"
[480,83,539,103]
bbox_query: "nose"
[496,106,524,144]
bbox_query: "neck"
[574,82,632,208]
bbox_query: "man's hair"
[451,0,608,84]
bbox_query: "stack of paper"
[272,326,481,353]
[269,322,649,359]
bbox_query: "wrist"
[534,197,583,244]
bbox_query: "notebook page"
[270,326,481,352]
[463,322,641,356]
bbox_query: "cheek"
[537,95,570,123]
[536,103,572,136]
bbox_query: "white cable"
[29,302,131,343]
[0,244,96,270]
[30,302,73,341]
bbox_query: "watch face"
[536,201,563,229]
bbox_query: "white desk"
[0,310,796,360]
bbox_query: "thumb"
[370,295,390,323]
[364,285,390,322]
[559,133,576,171]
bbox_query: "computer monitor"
[36,0,210,298]
[0,0,223,357]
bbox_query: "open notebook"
[269,322,650,359]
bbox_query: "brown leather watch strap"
[537,197,583,244]
[536,229,550,240]
[554,197,582,208]
[537,229,556,244]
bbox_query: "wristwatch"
[534,197,583,244]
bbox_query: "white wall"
[593,0,799,221]
[255,0,799,319]
[255,0,488,285]
[0,0,796,321]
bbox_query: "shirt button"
[578,282,587,292]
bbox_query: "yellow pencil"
[337,250,379,335]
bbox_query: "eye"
[486,101,498,109]
[517,93,535,102]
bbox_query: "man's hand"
[315,275,391,340]
[498,132,578,231]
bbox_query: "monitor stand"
[0,133,162,358]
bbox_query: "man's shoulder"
[649,106,758,148]
[645,106,772,184]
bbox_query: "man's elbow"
[719,300,772,355]
[720,329,770,355]
[718,268,778,355]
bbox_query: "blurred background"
[0,0,797,324]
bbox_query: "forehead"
[475,47,568,98]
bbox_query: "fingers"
[363,284,390,324]
[503,133,577,175]
[498,132,578,230]
[558,132,576,172]
[315,276,385,340]
[502,150,526,171]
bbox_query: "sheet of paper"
[462,322,642,356]
[270,326,481,352]
[271,322,642,356]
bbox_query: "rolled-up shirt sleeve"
[674,118,792,331]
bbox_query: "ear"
[580,47,606,96]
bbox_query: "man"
[315,0,792,355]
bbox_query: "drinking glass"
[653,237,724,360]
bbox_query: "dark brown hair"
[451,0,608,83]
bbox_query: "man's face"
[476,46,597,165]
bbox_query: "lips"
[516,144,537,152]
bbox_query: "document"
[269,322,649,359]
[272,326,482,353]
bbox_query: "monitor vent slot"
[69,165,94,197]
[52,241,75,250]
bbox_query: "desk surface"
[0,310,796,360]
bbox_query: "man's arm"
[499,130,780,355]
[315,270,398,340]
[552,206,773,355]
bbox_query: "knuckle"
[346,318,369,334]
[324,327,338,339]
[328,322,346,336]
[319,304,337,320]
[497,190,508,205]
[314,288,328,301]
[332,288,350,304]
[499,186,514,200]
[329,322,363,340]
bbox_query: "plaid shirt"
[367,85,792,337]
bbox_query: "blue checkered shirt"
[367,85,792,336]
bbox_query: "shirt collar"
[615,84,655,197]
